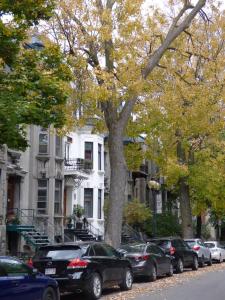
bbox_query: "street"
[61,263,225,300]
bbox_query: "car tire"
[146,264,157,282]
[199,256,205,267]
[85,272,102,300]
[176,258,184,273]
[207,256,212,266]
[192,256,198,271]
[166,262,173,277]
[119,268,133,291]
[42,287,56,300]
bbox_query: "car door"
[102,244,125,282]
[92,243,114,283]
[146,245,167,275]
[0,258,42,300]
[0,265,13,300]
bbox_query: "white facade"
[64,126,105,236]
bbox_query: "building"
[64,126,105,238]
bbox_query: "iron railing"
[64,158,93,173]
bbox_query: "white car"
[185,239,212,267]
[204,241,225,263]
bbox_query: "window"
[93,244,108,256]
[0,259,31,276]
[54,180,62,214]
[98,144,102,170]
[55,135,62,157]
[37,179,48,214]
[84,188,93,218]
[39,128,48,154]
[103,244,120,257]
[98,189,102,219]
[64,136,72,160]
[84,142,93,168]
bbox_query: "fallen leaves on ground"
[102,262,225,300]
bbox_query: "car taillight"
[134,255,149,261]
[27,258,33,267]
[193,246,200,251]
[67,258,89,269]
[170,247,176,255]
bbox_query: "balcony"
[64,158,92,174]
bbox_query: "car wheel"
[119,268,133,291]
[192,256,198,271]
[176,258,184,273]
[85,272,102,299]
[207,255,212,266]
[146,264,157,282]
[42,287,56,300]
[199,256,205,267]
[166,262,173,277]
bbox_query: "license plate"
[45,268,56,275]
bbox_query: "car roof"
[38,241,103,249]
[149,236,182,241]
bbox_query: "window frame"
[84,142,93,168]
[38,128,49,154]
[55,135,62,157]
[98,143,102,170]
[84,188,93,218]
[98,189,102,219]
[54,179,62,215]
[37,179,48,215]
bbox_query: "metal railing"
[64,158,93,173]
[122,223,145,243]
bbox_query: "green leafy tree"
[0,1,72,150]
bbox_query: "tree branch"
[142,0,206,79]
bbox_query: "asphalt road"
[136,268,225,300]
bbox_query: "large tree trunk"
[105,126,127,248]
[179,178,193,238]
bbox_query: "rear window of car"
[186,241,195,247]
[151,240,171,249]
[205,243,215,248]
[120,244,146,253]
[34,246,88,260]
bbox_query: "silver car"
[185,239,212,267]
[204,241,225,263]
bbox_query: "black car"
[32,242,133,299]
[118,243,173,282]
[149,237,199,273]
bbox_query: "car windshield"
[34,246,88,260]
[151,240,170,249]
[120,244,146,253]
[205,243,216,248]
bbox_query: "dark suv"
[149,237,198,273]
[32,242,133,299]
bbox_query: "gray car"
[185,239,212,267]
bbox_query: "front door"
[7,176,16,213]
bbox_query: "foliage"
[0,0,72,150]
[73,204,85,218]
[144,213,182,237]
[124,199,151,228]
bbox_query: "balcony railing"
[64,158,92,173]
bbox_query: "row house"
[0,125,105,255]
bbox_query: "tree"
[0,0,72,150]
[46,0,207,247]
[134,6,225,237]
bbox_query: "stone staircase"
[64,228,97,242]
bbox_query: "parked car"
[0,256,59,300]
[118,243,173,282]
[32,242,133,299]
[204,241,225,263]
[184,239,212,267]
[149,237,198,273]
